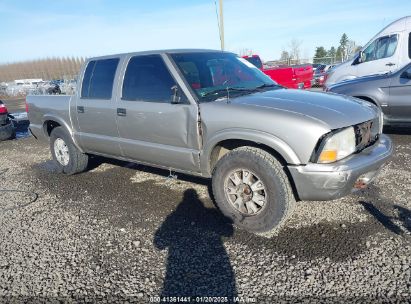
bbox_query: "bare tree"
[346,40,359,59]
[288,38,303,63]
[0,56,87,82]
[237,48,254,57]
[280,50,290,61]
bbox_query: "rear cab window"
[244,56,263,69]
[81,58,119,99]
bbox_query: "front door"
[76,58,122,156]
[388,64,411,123]
[355,34,400,78]
[116,54,201,172]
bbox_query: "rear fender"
[42,114,84,153]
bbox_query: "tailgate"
[263,67,295,87]
[293,65,313,88]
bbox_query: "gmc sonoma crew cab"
[27,49,392,235]
[242,55,313,89]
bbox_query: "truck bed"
[27,95,73,138]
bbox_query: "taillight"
[0,103,7,114]
[25,99,29,113]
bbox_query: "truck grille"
[354,119,380,152]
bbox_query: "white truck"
[326,16,411,86]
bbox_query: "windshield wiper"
[255,83,281,90]
[201,87,255,99]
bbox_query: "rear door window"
[81,58,119,99]
[81,61,95,98]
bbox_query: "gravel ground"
[0,127,410,303]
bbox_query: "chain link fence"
[312,56,343,65]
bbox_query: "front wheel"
[212,147,295,236]
[50,127,88,175]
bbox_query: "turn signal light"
[318,150,337,163]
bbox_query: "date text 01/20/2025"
[149,296,257,303]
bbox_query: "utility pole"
[219,0,224,50]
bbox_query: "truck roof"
[87,49,233,61]
[363,16,411,49]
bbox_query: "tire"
[50,127,88,175]
[0,123,14,141]
[212,146,295,236]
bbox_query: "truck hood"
[229,89,378,129]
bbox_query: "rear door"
[75,58,122,156]
[116,54,201,172]
[355,34,400,77]
[388,64,411,123]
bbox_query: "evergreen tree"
[314,46,327,59]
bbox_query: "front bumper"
[288,134,393,201]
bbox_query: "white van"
[325,16,411,86]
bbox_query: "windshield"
[170,52,279,102]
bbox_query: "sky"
[0,0,410,63]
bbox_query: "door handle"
[117,108,127,116]
[77,106,84,113]
[386,62,396,66]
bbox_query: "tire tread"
[50,127,88,175]
[213,146,295,237]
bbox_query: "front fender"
[200,128,301,176]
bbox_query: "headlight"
[317,127,356,163]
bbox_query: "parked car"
[311,63,321,71]
[0,100,15,141]
[327,62,411,126]
[326,16,411,86]
[314,64,335,87]
[242,55,313,89]
[47,83,62,95]
[27,49,392,235]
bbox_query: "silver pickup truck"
[27,49,393,235]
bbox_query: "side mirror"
[171,85,181,104]
[400,70,411,79]
[354,51,365,65]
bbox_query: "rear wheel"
[50,127,88,175]
[0,123,14,141]
[212,146,295,236]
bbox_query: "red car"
[0,100,15,141]
[243,55,313,89]
[313,64,335,87]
